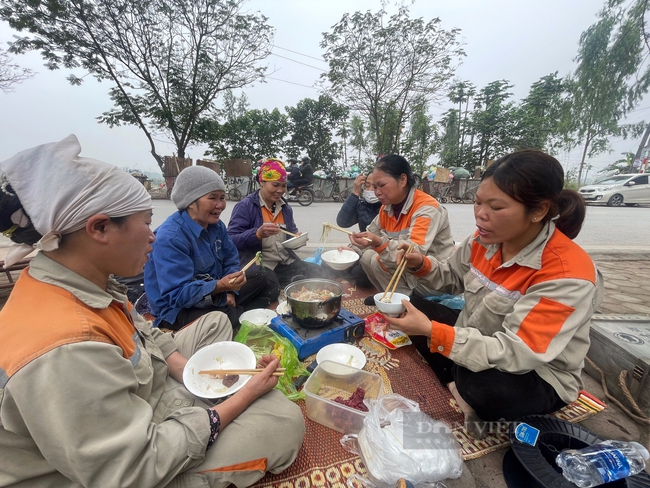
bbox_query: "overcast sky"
[1,0,648,178]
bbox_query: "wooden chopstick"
[278,227,300,238]
[229,253,261,283]
[323,222,373,242]
[381,243,415,302]
[388,243,415,301]
[199,368,286,377]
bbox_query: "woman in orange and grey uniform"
[349,154,454,297]
[0,136,304,487]
[383,150,604,439]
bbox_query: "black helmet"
[288,158,298,164]
[301,156,311,163]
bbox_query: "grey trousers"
[167,313,306,488]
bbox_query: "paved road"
[4,199,645,249]
[151,199,650,247]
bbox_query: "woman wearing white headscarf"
[0,135,304,487]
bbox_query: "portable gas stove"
[270,307,365,360]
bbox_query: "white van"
[578,174,650,206]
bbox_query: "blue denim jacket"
[144,211,240,326]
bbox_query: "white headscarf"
[0,134,153,266]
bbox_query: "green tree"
[222,90,250,122]
[470,80,515,168]
[1,0,272,171]
[0,47,32,92]
[438,108,462,167]
[348,115,370,167]
[448,80,476,162]
[285,95,349,173]
[514,73,570,152]
[321,5,463,156]
[203,108,288,161]
[401,105,438,175]
[566,4,649,186]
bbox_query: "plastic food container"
[304,360,384,434]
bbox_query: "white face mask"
[363,189,379,204]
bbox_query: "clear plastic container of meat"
[304,360,384,434]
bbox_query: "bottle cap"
[630,442,650,460]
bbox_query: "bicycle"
[460,180,480,204]
[432,182,461,204]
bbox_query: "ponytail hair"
[483,150,586,239]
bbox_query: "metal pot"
[284,279,343,328]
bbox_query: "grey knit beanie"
[171,165,226,210]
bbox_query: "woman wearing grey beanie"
[144,165,272,330]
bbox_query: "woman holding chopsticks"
[382,150,604,440]
[348,154,455,300]
[144,165,274,330]
[228,158,330,293]
[0,135,304,488]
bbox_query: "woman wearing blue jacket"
[144,166,271,330]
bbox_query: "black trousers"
[160,270,270,331]
[409,296,566,421]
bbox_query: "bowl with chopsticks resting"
[321,249,359,270]
[374,292,410,317]
[183,341,257,399]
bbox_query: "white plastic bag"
[340,394,463,487]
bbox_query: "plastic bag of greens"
[234,321,309,401]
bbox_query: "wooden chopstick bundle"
[380,243,415,302]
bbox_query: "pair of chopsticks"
[278,227,300,238]
[199,368,286,377]
[380,243,415,302]
[322,222,373,242]
[229,252,263,283]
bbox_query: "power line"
[269,52,327,72]
[274,45,327,63]
[266,76,319,89]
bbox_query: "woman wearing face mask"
[382,150,604,439]
[349,154,455,299]
[144,165,272,331]
[336,172,381,232]
[329,173,382,288]
[227,158,328,295]
[0,135,304,488]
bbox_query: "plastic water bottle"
[556,440,649,487]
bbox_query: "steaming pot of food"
[284,279,343,328]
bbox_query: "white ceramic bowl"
[183,342,256,399]
[374,292,410,317]
[276,300,290,316]
[316,343,366,376]
[321,249,360,270]
[282,232,309,249]
[239,308,277,326]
